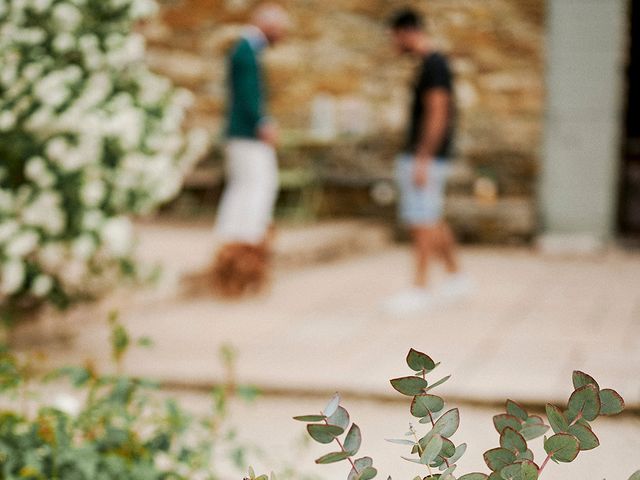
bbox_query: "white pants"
[215,140,279,245]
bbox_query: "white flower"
[71,235,96,260]
[52,3,82,31]
[0,111,16,131]
[6,230,39,258]
[0,220,19,243]
[82,210,104,230]
[25,156,56,188]
[129,0,158,19]
[81,179,106,207]
[39,243,66,271]
[22,192,66,235]
[31,0,53,14]
[1,260,26,295]
[101,217,133,257]
[45,137,69,161]
[31,274,54,297]
[53,33,76,52]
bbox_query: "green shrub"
[0,316,252,479]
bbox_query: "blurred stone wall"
[142,0,545,241]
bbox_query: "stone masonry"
[141,0,545,241]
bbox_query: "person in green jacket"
[212,3,290,298]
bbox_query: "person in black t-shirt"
[383,8,471,315]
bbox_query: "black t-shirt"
[406,52,455,159]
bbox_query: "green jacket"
[226,36,267,139]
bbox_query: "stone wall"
[142,0,545,241]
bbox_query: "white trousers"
[215,140,279,245]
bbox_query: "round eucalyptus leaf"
[344,423,362,455]
[567,423,600,451]
[390,376,428,396]
[306,424,344,444]
[483,448,517,472]
[506,400,528,421]
[572,371,600,391]
[432,408,460,438]
[406,349,436,372]
[544,433,580,463]
[411,394,445,418]
[567,385,601,422]
[327,406,350,430]
[499,427,527,454]
[599,389,625,416]
[493,414,522,434]
[545,404,568,434]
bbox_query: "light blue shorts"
[395,154,450,227]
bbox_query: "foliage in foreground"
[253,348,633,480]
[0,315,255,479]
[0,0,208,313]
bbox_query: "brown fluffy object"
[208,243,271,299]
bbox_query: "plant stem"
[322,414,359,474]
[411,424,433,476]
[538,453,552,475]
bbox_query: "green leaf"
[323,393,341,417]
[426,375,452,391]
[386,438,416,445]
[567,384,601,422]
[327,406,350,430]
[411,394,445,418]
[518,449,535,461]
[545,404,568,433]
[484,448,517,472]
[344,424,362,455]
[628,471,640,480]
[315,451,351,464]
[500,460,539,480]
[349,457,374,480]
[519,423,549,441]
[432,408,460,438]
[438,437,456,459]
[499,427,527,454]
[572,371,600,390]
[567,423,600,451]
[421,435,444,465]
[307,424,344,444]
[506,400,528,421]
[599,389,625,415]
[459,474,489,480]
[544,433,580,463]
[293,415,326,422]
[493,414,522,434]
[406,349,437,372]
[390,376,428,396]
[524,415,544,426]
[448,443,467,464]
[356,466,378,480]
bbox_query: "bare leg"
[436,222,460,274]
[412,226,438,288]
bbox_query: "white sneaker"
[437,273,473,303]
[382,288,434,316]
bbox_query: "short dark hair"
[389,8,424,31]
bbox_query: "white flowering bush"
[0,0,209,312]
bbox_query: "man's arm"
[413,88,450,185]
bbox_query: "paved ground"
[16,221,640,410]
